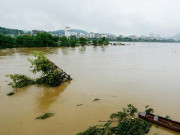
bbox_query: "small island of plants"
[7,52,72,90]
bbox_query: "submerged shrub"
[7,74,34,88]
[145,105,154,114]
[28,52,53,74]
[113,118,151,135]
[110,111,128,120]
[7,52,71,88]
[35,70,64,87]
[77,126,105,135]
[36,113,55,119]
[126,104,138,116]
[165,115,171,120]
[7,92,15,96]
[29,52,71,87]
[77,104,152,135]
[110,104,138,120]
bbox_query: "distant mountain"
[23,30,31,34]
[51,29,88,35]
[0,27,24,35]
[171,34,180,41]
[70,29,88,35]
[50,30,64,35]
[0,26,116,37]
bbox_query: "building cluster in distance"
[118,33,164,40]
[63,27,116,39]
[30,27,169,41]
[3,26,178,41]
[30,27,117,39]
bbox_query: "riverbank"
[0,33,109,49]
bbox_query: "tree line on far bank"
[0,33,109,49]
[113,36,176,43]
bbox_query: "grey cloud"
[0,0,180,36]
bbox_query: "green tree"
[79,37,87,46]
[59,36,69,46]
[15,35,35,47]
[34,32,57,47]
[92,39,98,46]
[0,34,15,48]
[69,38,77,47]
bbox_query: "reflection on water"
[60,48,69,55]
[37,81,71,111]
[79,46,86,54]
[92,45,107,52]
[93,46,98,51]
[101,46,106,52]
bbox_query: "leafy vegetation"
[7,52,71,88]
[165,115,171,120]
[145,105,154,113]
[7,74,34,88]
[79,37,88,46]
[110,104,138,120]
[0,33,110,49]
[92,38,109,46]
[36,113,55,119]
[77,104,152,135]
[93,98,100,102]
[112,118,151,135]
[77,126,105,135]
[0,34,15,48]
[77,104,83,107]
[7,92,15,96]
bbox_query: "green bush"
[113,118,151,135]
[7,74,34,88]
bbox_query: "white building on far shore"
[65,27,71,37]
[89,32,95,38]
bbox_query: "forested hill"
[0,27,25,35]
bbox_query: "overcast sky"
[0,0,180,36]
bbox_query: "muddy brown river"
[0,43,180,135]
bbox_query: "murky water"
[0,43,180,135]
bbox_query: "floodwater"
[0,43,180,135]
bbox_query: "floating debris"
[36,113,55,120]
[77,104,83,107]
[7,92,15,96]
[93,98,100,102]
